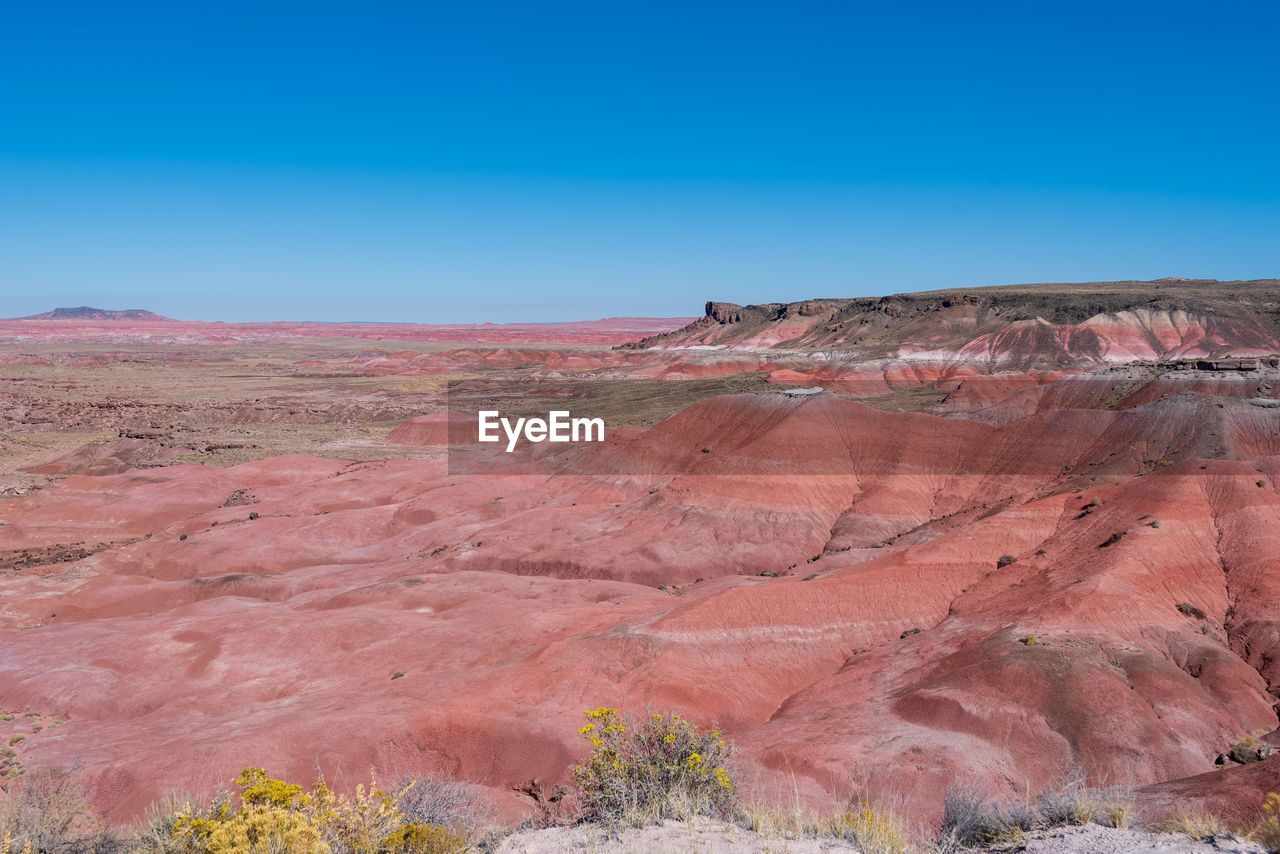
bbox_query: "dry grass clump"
[571,707,736,827]
[936,780,1136,849]
[739,802,911,854]
[937,786,1040,848]
[1156,808,1228,841]
[1035,781,1134,828]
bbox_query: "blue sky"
[2,1,1278,322]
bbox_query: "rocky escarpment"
[622,280,1280,366]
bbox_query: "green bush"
[571,707,736,826]
[1229,737,1260,764]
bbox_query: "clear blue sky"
[2,0,1278,322]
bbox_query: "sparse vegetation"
[1157,808,1227,841]
[571,707,736,826]
[166,767,472,854]
[741,802,910,854]
[1228,737,1262,764]
[936,780,1136,850]
[1177,601,1207,619]
[394,772,491,833]
[1036,781,1134,828]
[1259,792,1280,853]
[1077,497,1101,519]
[997,554,1017,567]
[132,790,200,853]
[0,768,118,853]
[0,754,1264,854]
[938,786,1040,848]
[1099,530,1128,548]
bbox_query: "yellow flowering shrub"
[380,822,470,854]
[171,768,469,854]
[571,707,736,825]
[1260,792,1280,853]
[174,800,329,854]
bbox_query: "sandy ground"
[494,819,1269,854]
[1014,825,1265,854]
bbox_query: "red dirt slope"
[2,391,1278,826]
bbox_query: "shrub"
[1177,602,1207,619]
[177,799,328,853]
[511,779,568,831]
[132,792,202,853]
[378,823,468,854]
[571,707,736,826]
[172,773,331,854]
[836,805,911,854]
[1260,792,1280,853]
[171,767,472,854]
[997,554,1017,567]
[938,780,1135,849]
[938,786,1038,848]
[395,772,491,832]
[1099,531,1127,548]
[1036,781,1133,828]
[0,767,120,853]
[1229,737,1261,764]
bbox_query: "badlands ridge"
[2,279,1280,832]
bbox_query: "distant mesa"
[620,278,1280,362]
[17,306,173,321]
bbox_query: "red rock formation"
[2,392,1278,827]
[625,280,1280,367]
